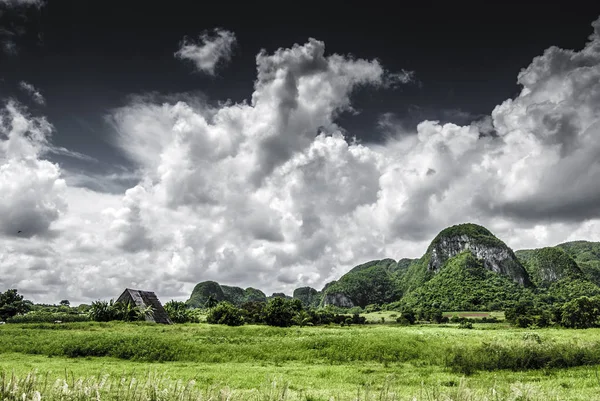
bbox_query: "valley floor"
[1,322,600,400]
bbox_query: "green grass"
[2,322,600,400]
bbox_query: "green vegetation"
[187,281,267,308]
[0,289,31,321]
[402,252,526,311]
[7,311,89,324]
[427,223,505,252]
[163,300,199,323]
[88,299,153,322]
[6,224,600,398]
[186,281,225,308]
[206,301,245,326]
[322,259,403,308]
[557,240,600,286]
[3,323,600,400]
[516,247,583,286]
[292,286,322,308]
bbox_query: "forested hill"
[186,224,600,311]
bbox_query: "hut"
[116,288,172,324]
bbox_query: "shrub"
[458,321,473,329]
[88,300,117,322]
[206,302,244,326]
[7,312,89,324]
[164,300,198,323]
[450,315,463,323]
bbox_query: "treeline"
[199,298,367,327]
[4,288,600,330]
[505,295,600,329]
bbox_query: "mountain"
[426,224,531,286]
[186,281,266,308]
[515,243,600,303]
[321,258,408,308]
[556,241,600,286]
[515,247,583,287]
[185,224,600,311]
[401,251,528,311]
[292,287,322,308]
[401,223,532,295]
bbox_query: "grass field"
[2,322,600,400]
[442,311,505,319]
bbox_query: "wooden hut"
[116,288,172,324]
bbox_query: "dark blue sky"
[2,1,600,169]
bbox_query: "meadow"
[2,322,600,400]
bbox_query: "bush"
[450,315,463,323]
[7,312,89,324]
[164,300,198,323]
[458,321,473,329]
[88,300,117,322]
[206,302,244,326]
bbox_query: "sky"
[2,1,600,304]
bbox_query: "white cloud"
[3,18,600,304]
[19,81,45,105]
[174,28,237,75]
[0,101,66,238]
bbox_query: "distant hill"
[555,241,600,286]
[186,224,600,311]
[293,287,322,308]
[515,247,583,287]
[321,259,408,308]
[186,281,266,308]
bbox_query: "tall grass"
[2,323,600,373]
[0,370,571,401]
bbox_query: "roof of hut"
[116,288,172,324]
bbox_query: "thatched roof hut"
[116,288,172,324]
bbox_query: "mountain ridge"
[186,224,600,310]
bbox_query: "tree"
[240,301,265,324]
[59,300,70,307]
[0,289,31,321]
[400,308,416,325]
[206,302,244,326]
[560,296,600,329]
[263,297,297,327]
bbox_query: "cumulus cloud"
[4,18,600,304]
[175,28,237,75]
[101,19,600,297]
[18,81,45,105]
[0,101,67,238]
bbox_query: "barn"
[116,288,172,324]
